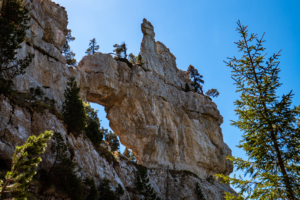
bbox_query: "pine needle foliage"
[85,177,98,200]
[105,131,120,152]
[84,102,103,146]
[113,42,127,59]
[62,77,86,134]
[215,20,300,200]
[135,165,161,200]
[205,89,219,98]
[0,0,34,94]
[85,38,99,55]
[98,178,117,200]
[63,29,77,67]
[0,131,53,199]
[186,65,204,94]
[195,182,206,200]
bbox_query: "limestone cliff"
[0,0,235,199]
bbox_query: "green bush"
[85,178,98,200]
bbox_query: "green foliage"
[205,88,219,98]
[85,38,99,55]
[116,184,124,197]
[195,182,206,200]
[185,83,191,92]
[62,77,86,134]
[84,102,103,146]
[135,164,161,200]
[136,53,144,66]
[48,132,68,176]
[0,0,34,94]
[215,21,300,200]
[186,65,204,94]
[85,177,98,200]
[63,29,77,67]
[98,178,117,200]
[129,53,136,64]
[96,145,118,165]
[105,131,120,152]
[0,131,53,199]
[113,42,127,59]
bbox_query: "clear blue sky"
[54,0,300,178]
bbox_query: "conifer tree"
[115,184,124,197]
[123,147,130,158]
[84,102,103,146]
[215,21,300,200]
[0,0,34,93]
[195,182,206,200]
[63,29,77,67]
[205,89,219,98]
[85,177,98,200]
[186,65,204,94]
[185,83,191,92]
[48,132,68,176]
[113,42,127,59]
[129,53,136,64]
[0,131,53,199]
[98,178,117,200]
[136,53,144,66]
[62,77,86,134]
[105,131,120,151]
[85,38,99,55]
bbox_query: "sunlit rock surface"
[0,0,236,199]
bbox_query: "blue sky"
[54,0,300,179]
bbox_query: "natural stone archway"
[12,0,232,178]
[75,19,233,178]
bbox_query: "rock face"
[0,0,236,199]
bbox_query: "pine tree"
[113,42,127,59]
[0,131,53,199]
[105,131,120,152]
[123,147,130,158]
[0,0,34,94]
[205,89,219,98]
[85,177,98,200]
[186,65,204,94]
[62,77,86,134]
[215,21,300,200]
[63,29,77,67]
[129,53,136,64]
[85,38,99,55]
[98,178,117,200]
[195,182,206,200]
[84,102,103,146]
[48,132,68,176]
[128,151,136,162]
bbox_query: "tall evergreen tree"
[113,42,127,59]
[0,0,34,93]
[63,29,77,67]
[85,38,99,55]
[84,102,103,146]
[62,77,86,134]
[98,178,117,200]
[215,21,300,200]
[186,65,204,94]
[105,131,120,152]
[0,131,53,199]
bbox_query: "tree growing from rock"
[63,29,77,67]
[85,177,98,200]
[215,20,300,200]
[113,42,127,59]
[85,38,99,55]
[0,0,34,94]
[62,77,87,134]
[129,53,136,64]
[98,178,117,200]
[205,88,219,98]
[0,131,53,199]
[84,102,103,146]
[105,131,120,152]
[186,65,204,94]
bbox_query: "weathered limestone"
[0,0,236,199]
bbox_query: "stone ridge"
[3,0,236,198]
